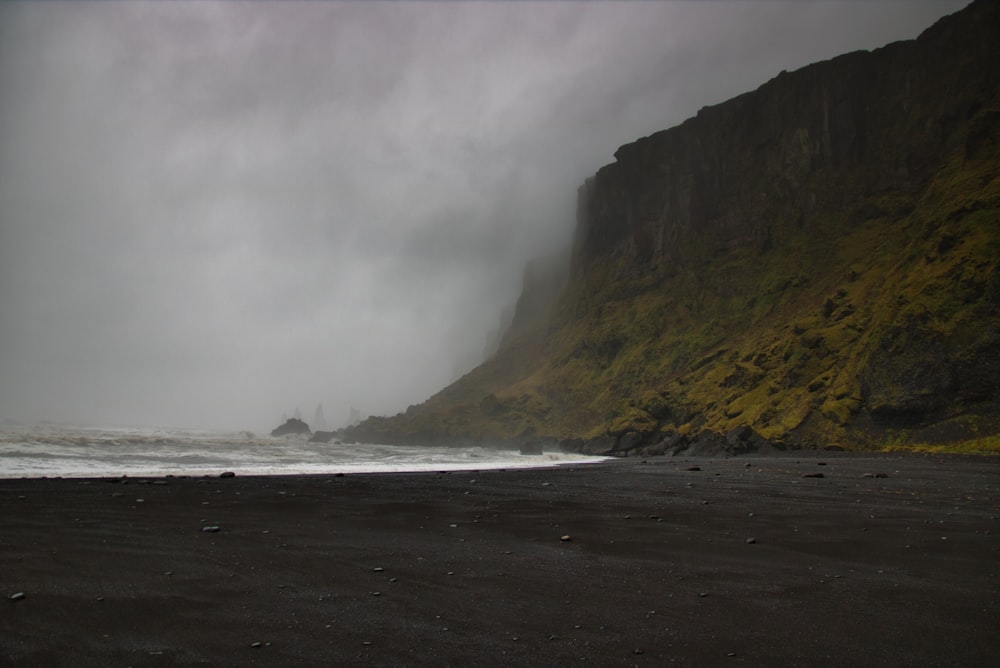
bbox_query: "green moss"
[882,435,1000,455]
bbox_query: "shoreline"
[2,454,998,666]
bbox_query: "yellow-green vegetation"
[883,435,1000,456]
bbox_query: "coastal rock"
[271,418,311,437]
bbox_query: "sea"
[0,423,605,479]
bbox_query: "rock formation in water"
[344,1,1000,453]
[271,418,311,438]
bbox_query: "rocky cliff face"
[345,0,1000,453]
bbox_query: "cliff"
[345,0,1000,453]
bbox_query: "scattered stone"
[220,471,236,478]
[560,535,573,542]
[633,648,644,654]
[863,472,889,478]
[251,642,262,648]
[802,472,825,478]
[373,567,384,572]
[745,537,757,544]
[201,525,221,533]
[686,466,702,471]
[10,592,26,601]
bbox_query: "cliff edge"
[346,1,1000,453]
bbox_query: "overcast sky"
[0,1,966,431]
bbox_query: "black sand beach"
[1,454,998,667]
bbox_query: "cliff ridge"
[346,1,1000,453]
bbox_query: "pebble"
[560,535,573,542]
[201,526,221,533]
[745,537,757,544]
[686,466,701,471]
[10,592,26,601]
[250,642,262,648]
[373,567,384,572]
[863,472,889,478]
[220,471,236,478]
[802,472,824,478]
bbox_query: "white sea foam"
[0,423,606,478]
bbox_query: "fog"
[0,1,966,431]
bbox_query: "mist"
[0,1,966,431]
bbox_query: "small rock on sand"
[201,525,221,533]
[10,592,26,601]
[560,535,572,542]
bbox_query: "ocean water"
[0,423,605,479]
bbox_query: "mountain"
[345,1,1000,453]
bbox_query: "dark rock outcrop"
[271,418,311,437]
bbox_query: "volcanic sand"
[1,453,998,666]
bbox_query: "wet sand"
[1,453,998,667]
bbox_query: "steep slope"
[346,1,1000,452]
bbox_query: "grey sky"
[0,1,967,431]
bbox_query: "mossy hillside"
[347,146,998,449]
[343,3,1000,450]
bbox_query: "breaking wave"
[0,423,606,479]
